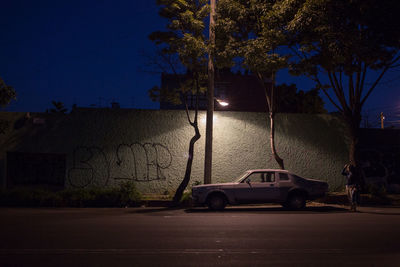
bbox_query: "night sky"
[1,0,399,126]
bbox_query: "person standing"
[342,163,360,212]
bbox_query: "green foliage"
[0,182,141,207]
[118,180,142,206]
[265,0,400,163]
[216,0,289,169]
[266,0,400,106]
[149,0,209,70]
[217,0,400,113]
[150,0,206,206]
[216,0,288,74]
[149,0,209,105]
[192,180,202,186]
[179,190,193,205]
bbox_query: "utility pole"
[204,0,216,184]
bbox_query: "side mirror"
[246,179,251,185]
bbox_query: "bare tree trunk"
[173,124,201,203]
[269,111,285,170]
[255,71,285,170]
[345,113,361,166]
[263,73,285,170]
[173,77,201,204]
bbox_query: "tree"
[264,0,400,164]
[0,77,16,108]
[275,83,326,114]
[149,0,209,203]
[216,0,287,169]
[0,77,16,134]
[48,101,68,114]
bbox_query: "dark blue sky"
[1,0,399,125]
[1,0,163,111]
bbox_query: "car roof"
[247,169,290,173]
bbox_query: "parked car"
[192,169,328,210]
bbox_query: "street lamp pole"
[204,0,216,184]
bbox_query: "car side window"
[264,172,275,183]
[244,172,264,183]
[279,173,289,181]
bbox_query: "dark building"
[160,71,270,112]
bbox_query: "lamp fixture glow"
[216,98,229,107]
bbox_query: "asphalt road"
[1,205,400,267]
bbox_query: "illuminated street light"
[216,98,229,107]
[380,112,385,129]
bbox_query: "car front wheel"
[286,194,306,210]
[207,194,227,211]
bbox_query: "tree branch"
[327,71,348,111]
[349,73,355,110]
[312,74,343,112]
[257,72,272,111]
[183,92,195,126]
[332,72,346,101]
[355,61,362,102]
[358,63,367,97]
[360,65,390,107]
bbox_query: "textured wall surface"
[0,109,349,193]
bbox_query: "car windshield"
[234,171,251,183]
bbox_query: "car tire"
[207,194,227,211]
[286,194,306,210]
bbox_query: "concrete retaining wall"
[0,109,349,193]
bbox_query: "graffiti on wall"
[114,143,172,181]
[67,146,111,188]
[67,143,172,188]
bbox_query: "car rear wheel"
[207,194,227,211]
[286,194,306,210]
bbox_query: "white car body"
[192,169,328,210]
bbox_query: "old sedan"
[192,169,328,210]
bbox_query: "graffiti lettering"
[67,143,172,188]
[114,143,172,182]
[67,146,110,188]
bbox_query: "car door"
[277,172,292,201]
[233,172,280,203]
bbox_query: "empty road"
[1,205,400,266]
